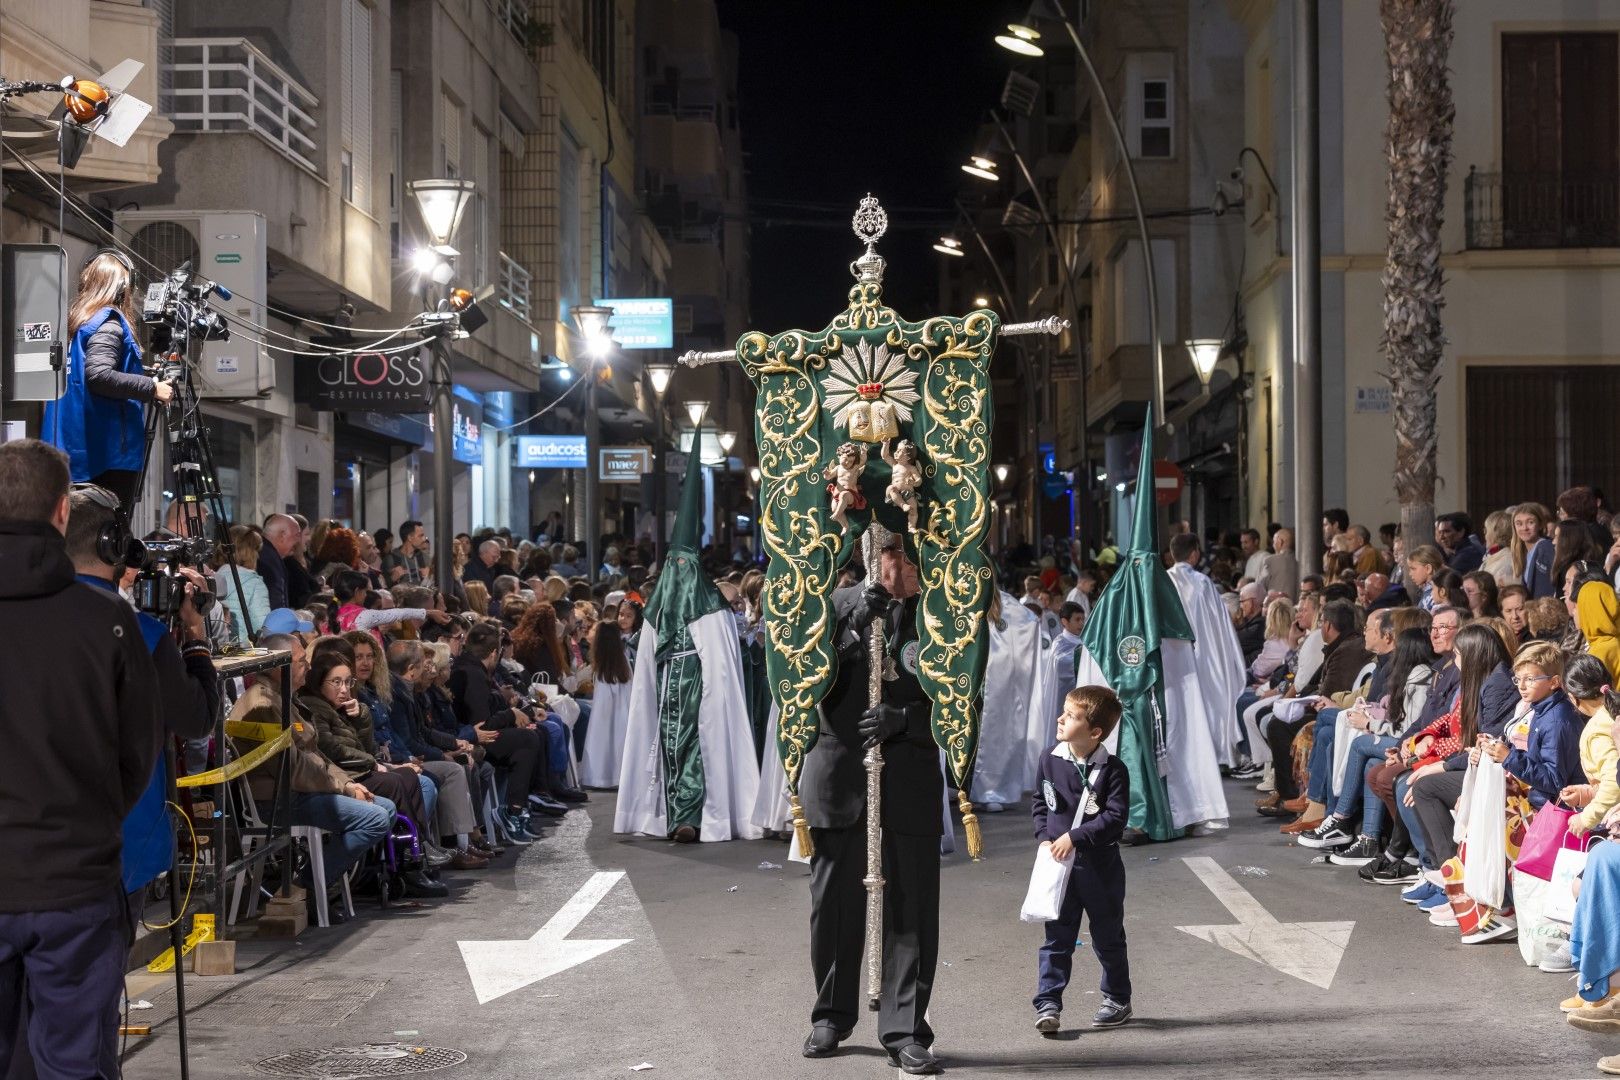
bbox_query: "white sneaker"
[1539,944,1576,973]
[1256,765,1276,793]
[1428,906,1459,927]
[1461,917,1517,945]
[1423,868,1447,888]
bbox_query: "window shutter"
[339,0,372,204]
[442,93,461,176]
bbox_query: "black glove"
[852,583,894,632]
[858,704,906,747]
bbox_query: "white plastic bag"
[1019,842,1075,923]
[1460,758,1507,909]
[1546,840,1595,925]
[1272,696,1309,724]
[1512,867,1571,967]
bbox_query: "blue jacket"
[1504,692,1586,806]
[357,686,414,764]
[44,308,147,480]
[1525,537,1557,600]
[1032,743,1129,852]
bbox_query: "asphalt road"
[119,778,1615,1080]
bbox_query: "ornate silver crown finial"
[850,194,889,285]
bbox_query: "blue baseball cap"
[261,608,314,635]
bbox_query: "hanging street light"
[932,235,965,257]
[683,399,710,429]
[995,23,1045,57]
[718,430,736,455]
[961,155,1000,181]
[1186,339,1223,386]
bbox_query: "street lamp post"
[646,361,675,567]
[407,177,476,595]
[572,304,615,583]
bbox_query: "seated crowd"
[1196,487,1620,1057]
[172,514,663,921]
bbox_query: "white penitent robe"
[1074,639,1230,831]
[1167,563,1247,767]
[579,676,634,788]
[750,703,792,835]
[612,612,764,842]
[971,593,1046,807]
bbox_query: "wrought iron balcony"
[166,38,319,174]
[1465,167,1620,249]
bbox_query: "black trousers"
[1410,769,1469,865]
[1264,715,1312,800]
[89,469,139,513]
[809,823,939,1052]
[482,727,540,809]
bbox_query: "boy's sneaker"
[1401,880,1440,905]
[1035,1009,1061,1034]
[1427,905,1459,927]
[1460,917,1516,945]
[1372,857,1422,885]
[1092,999,1132,1028]
[495,808,532,844]
[1296,817,1352,850]
[1231,758,1264,781]
[1417,890,1451,912]
[1329,836,1382,866]
[1539,943,1576,973]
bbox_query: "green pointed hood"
[645,424,728,650]
[1080,405,1194,699]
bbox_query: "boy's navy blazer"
[1031,743,1130,851]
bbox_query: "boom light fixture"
[995,23,1045,57]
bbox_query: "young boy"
[1031,685,1132,1034]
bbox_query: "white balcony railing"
[498,251,532,323]
[490,0,533,46]
[166,38,320,174]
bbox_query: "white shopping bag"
[1461,758,1507,910]
[1545,840,1596,925]
[1019,842,1075,923]
[1512,867,1571,967]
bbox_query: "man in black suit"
[801,535,942,1075]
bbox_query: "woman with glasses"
[298,646,444,896]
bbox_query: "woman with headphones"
[43,249,174,509]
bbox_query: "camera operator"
[0,440,203,1078]
[42,251,173,510]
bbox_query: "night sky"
[714,0,1025,333]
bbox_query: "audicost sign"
[297,347,431,412]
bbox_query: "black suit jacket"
[801,588,943,837]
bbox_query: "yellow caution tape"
[175,729,291,787]
[224,719,284,743]
[146,913,214,972]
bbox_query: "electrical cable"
[485,371,589,433]
[3,145,425,350]
[141,800,199,931]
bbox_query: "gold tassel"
[957,789,983,861]
[791,794,815,859]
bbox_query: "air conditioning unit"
[113,209,271,398]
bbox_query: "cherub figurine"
[882,437,922,533]
[823,442,868,530]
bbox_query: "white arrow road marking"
[1174,857,1354,990]
[458,871,632,1004]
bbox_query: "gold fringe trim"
[791,794,815,858]
[957,789,983,861]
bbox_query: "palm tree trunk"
[1380,0,1455,551]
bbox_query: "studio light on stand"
[407,177,476,593]
[571,303,616,582]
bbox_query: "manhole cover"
[255,1044,466,1078]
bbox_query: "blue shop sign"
[422,386,483,465]
[595,297,673,350]
[516,434,588,469]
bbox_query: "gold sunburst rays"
[822,337,920,442]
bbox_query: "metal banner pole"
[862,522,888,1011]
